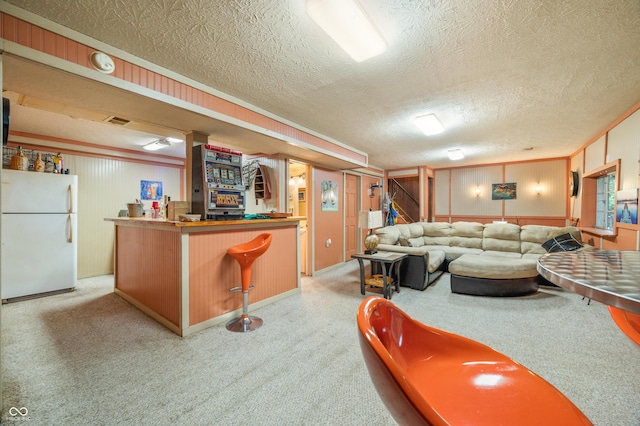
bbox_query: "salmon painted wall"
[313,168,344,272]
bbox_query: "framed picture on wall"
[616,188,638,224]
[141,180,163,200]
[321,180,338,211]
[491,183,517,200]
[298,188,306,202]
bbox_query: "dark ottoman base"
[450,274,539,297]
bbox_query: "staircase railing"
[388,178,419,224]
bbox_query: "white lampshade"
[359,210,383,230]
[306,0,387,62]
[359,210,383,254]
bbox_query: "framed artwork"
[491,183,517,200]
[616,188,638,224]
[321,180,338,211]
[141,180,163,200]
[298,188,306,202]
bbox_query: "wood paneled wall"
[188,226,297,326]
[434,158,568,226]
[575,105,640,249]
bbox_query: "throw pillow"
[542,233,583,253]
[399,236,409,247]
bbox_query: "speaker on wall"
[2,97,10,146]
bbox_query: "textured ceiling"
[3,0,640,169]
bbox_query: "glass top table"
[537,250,640,345]
[537,250,640,315]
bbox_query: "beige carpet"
[2,260,639,425]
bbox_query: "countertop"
[105,216,304,228]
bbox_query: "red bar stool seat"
[357,296,593,425]
[226,233,272,332]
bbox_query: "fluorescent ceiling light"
[165,137,183,143]
[415,113,445,136]
[143,139,171,151]
[306,0,387,62]
[448,149,464,160]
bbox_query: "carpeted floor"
[2,260,639,425]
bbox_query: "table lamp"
[359,210,384,254]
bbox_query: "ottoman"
[448,253,539,296]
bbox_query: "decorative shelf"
[254,166,265,199]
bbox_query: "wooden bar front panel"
[115,226,181,326]
[188,225,298,325]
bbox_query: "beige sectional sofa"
[375,221,586,296]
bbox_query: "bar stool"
[226,233,272,332]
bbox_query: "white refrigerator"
[1,169,78,300]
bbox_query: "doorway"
[289,160,309,275]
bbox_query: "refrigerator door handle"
[68,184,73,213]
[68,213,73,243]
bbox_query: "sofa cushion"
[407,237,425,247]
[420,222,451,237]
[376,244,430,256]
[394,224,412,239]
[407,223,424,238]
[420,222,452,248]
[542,233,583,252]
[376,226,401,245]
[450,221,484,249]
[482,223,521,253]
[443,246,484,260]
[480,250,522,259]
[427,250,446,273]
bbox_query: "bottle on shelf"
[34,152,45,172]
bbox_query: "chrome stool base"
[226,315,263,332]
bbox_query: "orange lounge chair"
[357,296,593,425]
[608,306,640,346]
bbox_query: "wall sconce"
[474,186,481,197]
[535,183,542,195]
[369,183,383,198]
[289,173,306,186]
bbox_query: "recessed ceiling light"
[415,113,445,136]
[447,149,464,160]
[306,0,387,62]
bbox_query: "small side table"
[351,252,407,299]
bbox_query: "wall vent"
[105,116,130,126]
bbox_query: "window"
[595,172,616,230]
[580,159,620,237]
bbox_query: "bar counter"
[106,217,302,336]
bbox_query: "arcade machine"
[192,144,245,220]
